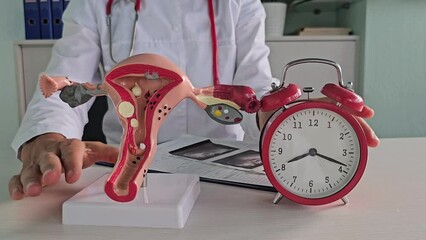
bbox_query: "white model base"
[62,173,200,228]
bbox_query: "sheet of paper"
[150,134,274,189]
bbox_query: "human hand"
[343,102,380,148]
[8,133,119,200]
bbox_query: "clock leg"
[341,196,349,205]
[273,192,284,204]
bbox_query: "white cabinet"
[266,36,358,98]
[14,40,54,120]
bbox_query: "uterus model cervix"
[39,53,261,202]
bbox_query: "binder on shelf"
[63,0,70,10]
[39,0,53,39]
[51,0,63,39]
[23,0,41,39]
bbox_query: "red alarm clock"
[259,58,368,205]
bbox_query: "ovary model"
[39,53,261,202]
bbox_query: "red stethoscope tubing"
[106,0,220,86]
[106,0,141,15]
[207,0,220,86]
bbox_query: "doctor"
[9,0,380,200]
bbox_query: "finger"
[58,139,85,184]
[316,97,375,119]
[352,104,374,119]
[356,117,380,147]
[20,164,43,197]
[84,142,119,166]
[38,152,62,187]
[8,175,24,200]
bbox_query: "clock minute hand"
[287,152,310,163]
[316,152,347,166]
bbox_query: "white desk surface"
[1,137,425,240]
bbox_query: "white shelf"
[285,0,359,12]
[266,35,358,42]
[15,39,56,45]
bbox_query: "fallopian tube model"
[39,53,261,202]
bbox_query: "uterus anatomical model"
[39,53,261,202]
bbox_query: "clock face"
[262,102,367,204]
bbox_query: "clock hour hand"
[287,148,322,163]
[316,152,347,166]
[287,152,310,163]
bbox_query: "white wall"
[291,0,426,139]
[362,0,426,138]
[0,1,24,153]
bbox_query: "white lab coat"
[11,0,274,152]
